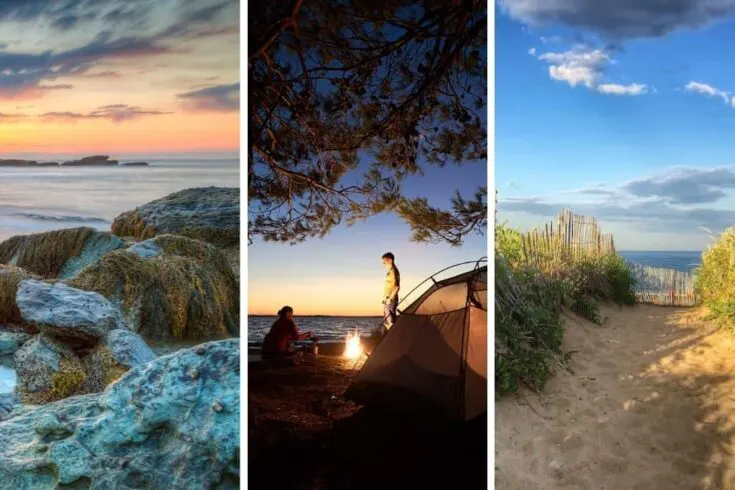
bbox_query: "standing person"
[381,252,401,334]
[262,306,313,359]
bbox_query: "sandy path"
[496,305,735,490]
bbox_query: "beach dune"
[496,304,735,490]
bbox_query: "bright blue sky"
[496,0,735,251]
[248,162,486,316]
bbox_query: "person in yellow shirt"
[380,252,400,334]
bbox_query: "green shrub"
[494,225,637,395]
[495,257,565,395]
[601,254,637,305]
[495,223,523,267]
[570,295,601,324]
[695,228,735,324]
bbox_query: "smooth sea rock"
[17,280,125,343]
[13,335,81,395]
[58,232,126,280]
[103,330,156,368]
[0,393,19,422]
[0,331,31,355]
[80,330,156,395]
[127,238,161,259]
[0,339,240,489]
[111,186,239,248]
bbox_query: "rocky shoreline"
[0,186,240,487]
[0,155,149,167]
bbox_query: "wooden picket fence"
[627,263,699,307]
[520,209,615,272]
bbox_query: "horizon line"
[248,314,383,318]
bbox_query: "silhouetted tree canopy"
[249,0,487,246]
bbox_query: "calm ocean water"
[619,251,702,273]
[0,356,15,394]
[0,158,240,242]
[248,316,382,345]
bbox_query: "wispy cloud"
[40,104,170,123]
[500,166,735,234]
[622,166,735,204]
[597,83,647,95]
[0,0,239,100]
[177,83,239,111]
[500,196,735,234]
[685,81,735,107]
[0,112,29,123]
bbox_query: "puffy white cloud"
[535,47,646,95]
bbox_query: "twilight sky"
[496,0,735,251]
[248,162,487,317]
[0,0,239,155]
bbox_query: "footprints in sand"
[497,305,735,490]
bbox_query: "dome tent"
[346,259,487,421]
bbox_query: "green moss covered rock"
[0,265,39,324]
[0,228,125,279]
[69,235,239,341]
[111,187,239,248]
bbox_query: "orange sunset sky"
[0,0,239,155]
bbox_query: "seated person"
[262,306,313,358]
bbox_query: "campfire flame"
[344,332,363,359]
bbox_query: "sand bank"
[496,304,735,489]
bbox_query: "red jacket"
[263,318,300,355]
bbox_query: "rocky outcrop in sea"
[0,156,149,167]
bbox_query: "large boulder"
[81,330,156,393]
[0,265,39,324]
[112,187,239,248]
[13,335,86,403]
[14,330,155,405]
[69,234,239,341]
[17,280,125,344]
[0,339,240,489]
[0,331,31,356]
[0,228,124,279]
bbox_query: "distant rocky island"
[0,155,149,167]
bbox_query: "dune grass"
[695,227,735,325]
[0,227,94,278]
[495,223,636,395]
[69,235,239,340]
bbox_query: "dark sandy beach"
[248,353,487,490]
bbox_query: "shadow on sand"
[496,306,735,489]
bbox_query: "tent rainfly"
[345,260,487,421]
